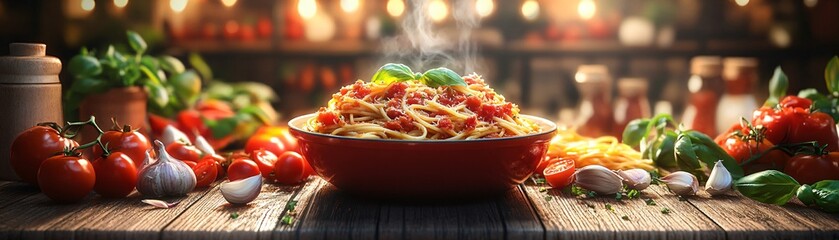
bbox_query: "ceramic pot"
[0,43,63,181]
[78,86,149,147]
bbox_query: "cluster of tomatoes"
[230,126,314,183]
[715,96,839,184]
[10,121,153,202]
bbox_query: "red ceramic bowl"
[288,113,557,200]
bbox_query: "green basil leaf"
[622,119,650,147]
[188,52,213,81]
[204,117,239,139]
[653,130,678,168]
[126,31,147,54]
[674,134,701,173]
[420,67,465,88]
[371,63,417,84]
[139,66,169,108]
[68,55,102,78]
[684,130,744,179]
[158,55,185,75]
[764,66,788,107]
[170,70,202,108]
[826,56,839,95]
[735,170,800,205]
[796,180,839,213]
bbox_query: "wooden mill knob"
[9,43,46,57]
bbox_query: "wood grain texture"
[162,181,303,240]
[42,186,215,240]
[294,181,381,240]
[0,192,93,240]
[272,177,324,240]
[685,190,839,240]
[0,182,39,209]
[524,183,724,240]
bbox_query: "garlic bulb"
[161,125,191,146]
[617,169,651,190]
[220,174,263,205]
[705,160,732,196]
[137,140,197,197]
[194,135,216,155]
[574,165,623,194]
[662,171,699,196]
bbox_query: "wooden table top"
[0,177,836,240]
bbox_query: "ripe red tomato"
[719,134,788,173]
[10,125,79,184]
[227,159,261,181]
[192,159,219,187]
[166,142,202,162]
[752,106,791,145]
[250,149,279,179]
[787,111,839,152]
[753,96,839,151]
[274,152,306,184]
[201,154,226,180]
[784,152,839,184]
[92,125,151,170]
[245,134,287,157]
[92,152,138,198]
[37,155,96,202]
[543,158,575,189]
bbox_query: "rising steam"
[381,0,480,74]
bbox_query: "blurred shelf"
[167,39,377,57]
[504,40,700,57]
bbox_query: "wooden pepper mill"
[0,43,63,181]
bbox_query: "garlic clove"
[705,160,732,196]
[574,165,624,195]
[194,135,216,155]
[221,174,263,205]
[141,199,180,209]
[161,125,191,146]
[136,140,197,198]
[662,171,699,196]
[617,169,652,191]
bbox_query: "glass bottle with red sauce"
[682,56,724,137]
[574,65,613,137]
[613,78,651,138]
[716,57,758,134]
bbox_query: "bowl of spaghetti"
[288,64,556,199]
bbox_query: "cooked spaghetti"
[548,127,655,170]
[305,74,541,140]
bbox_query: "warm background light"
[475,0,494,18]
[804,0,817,7]
[428,0,448,23]
[577,0,596,20]
[113,0,128,8]
[735,0,749,6]
[81,0,95,11]
[387,0,405,18]
[170,0,188,13]
[340,0,360,13]
[221,0,237,8]
[521,0,539,21]
[298,0,317,20]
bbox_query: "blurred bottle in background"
[717,57,758,133]
[574,65,613,137]
[682,56,724,136]
[613,78,651,138]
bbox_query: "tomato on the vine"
[250,149,278,179]
[718,134,788,173]
[38,154,96,202]
[192,159,219,187]
[543,158,575,189]
[274,152,306,184]
[753,96,839,151]
[166,142,202,162]
[10,125,79,184]
[92,152,138,198]
[92,124,151,169]
[785,152,839,185]
[227,159,261,181]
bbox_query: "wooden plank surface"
[272,177,325,240]
[523,183,724,240]
[0,182,38,209]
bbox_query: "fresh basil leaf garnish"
[371,63,417,84]
[420,67,465,88]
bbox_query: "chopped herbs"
[626,189,640,199]
[661,208,671,214]
[230,212,240,219]
[615,193,623,201]
[644,199,657,206]
[286,200,298,211]
[281,215,294,225]
[533,177,547,185]
[571,185,597,198]
[621,215,630,221]
[538,187,547,192]
[545,195,553,201]
[605,204,614,212]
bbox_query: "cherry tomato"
[166,142,202,162]
[274,152,306,184]
[250,149,279,179]
[753,96,839,151]
[227,159,261,181]
[787,111,839,152]
[92,125,151,170]
[183,160,197,168]
[255,126,299,152]
[245,134,286,157]
[92,152,138,198]
[535,156,556,175]
[192,159,219,187]
[10,125,79,184]
[784,152,839,185]
[37,155,96,202]
[719,133,788,173]
[201,154,226,180]
[543,158,575,189]
[779,95,812,109]
[302,156,315,178]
